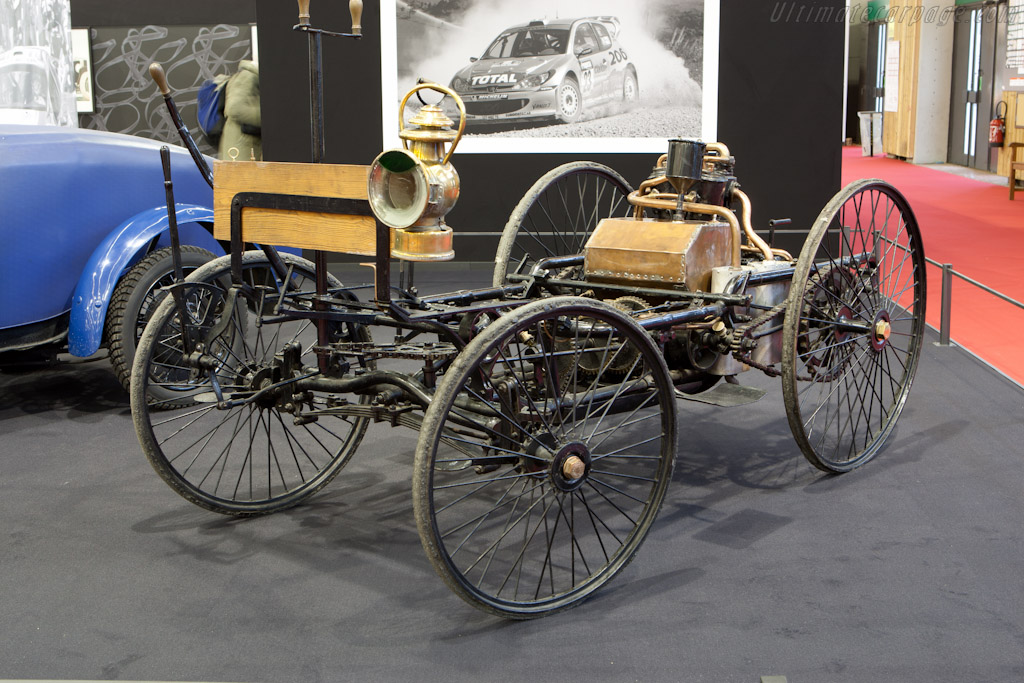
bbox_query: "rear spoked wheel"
[130,251,371,515]
[782,180,926,472]
[413,297,676,618]
[492,162,632,287]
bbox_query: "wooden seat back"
[213,160,389,254]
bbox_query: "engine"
[581,138,793,376]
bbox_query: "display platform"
[1,266,1021,683]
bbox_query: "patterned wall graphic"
[78,24,252,156]
[0,0,75,127]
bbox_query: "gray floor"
[2,268,1023,682]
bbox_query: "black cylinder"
[697,170,736,206]
[665,138,706,183]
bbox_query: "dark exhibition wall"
[70,0,257,26]
[72,0,845,260]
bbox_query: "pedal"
[675,382,766,407]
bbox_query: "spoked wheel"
[782,180,926,473]
[130,251,372,515]
[413,297,676,618]
[492,162,632,287]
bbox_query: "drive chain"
[728,301,789,377]
[731,300,848,383]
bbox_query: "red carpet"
[841,147,1024,386]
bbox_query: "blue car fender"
[68,204,221,357]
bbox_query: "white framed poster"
[380,0,719,154]
[72,28,94,113]
[1007,0,1023,69]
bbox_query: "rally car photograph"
[447,16,638,127]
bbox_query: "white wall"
[912,7,954,164]
[0,0,75,126]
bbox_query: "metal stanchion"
[937,263,953,346]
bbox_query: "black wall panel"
[71,0,256,26]
[717,0,846,254]
[255,0,383,166]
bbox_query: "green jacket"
[219,60,262,161]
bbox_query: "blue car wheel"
[105,245,215,399]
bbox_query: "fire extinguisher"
[990,101,1007,148]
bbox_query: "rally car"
[448,16,638,127]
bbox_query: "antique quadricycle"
[131,1,926,619]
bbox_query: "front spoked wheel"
[130,251,372,515]
[782,180,926,472]
[413,297,676,618]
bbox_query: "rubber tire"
[492,161,632,287]
[131,250,372,516]
[105,245,215,400]
[622,68,638,103]
[413,296,677,618]
[556,76,583,124]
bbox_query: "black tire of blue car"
[556,76,583,124]
[105,245,215,401]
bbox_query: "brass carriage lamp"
[368,83,466,261]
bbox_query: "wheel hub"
[871,311,892,351]
[834,306,856,343]
[560,89,579,117]
[550,442,592,492]
[247,366,282,408]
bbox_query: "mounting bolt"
[562,456,586,480]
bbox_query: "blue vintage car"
[0,124,223,395]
